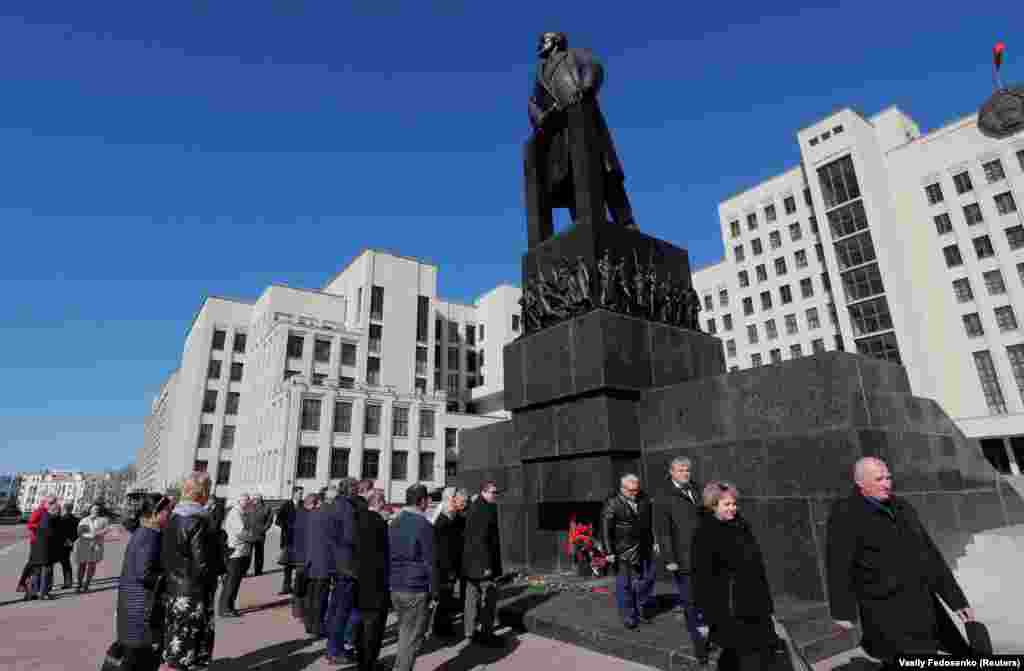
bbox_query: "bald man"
[826,457,974,663]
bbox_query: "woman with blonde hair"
[76,503,111,592]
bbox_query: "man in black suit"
[353,491,390,671]
[603,474,658,630]
[275,487,303,595]
[433,487,468,639]
[462,481,503,647]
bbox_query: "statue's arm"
[528,96,546,129]
[576,49,604,94]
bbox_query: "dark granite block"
[855,355,912,394]
[600,312,652,390]
[515,405,557,460]
[797,431,863,497]
[743,498,825,602]
[956,489,1008,535]
[538,455,618,502]
[527,529,560,573]
[457,420,513,472]
[572,310,607,391]
[499,503,527,567]
[523,462,542,503]
[504,340,525,410]
[524,321,575,406]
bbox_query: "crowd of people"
[17,498,112,599]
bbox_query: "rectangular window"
[804,188,813,206]
[954,171,974,194]
[296,447,317,479]
[760,291,772,311]
[934,213,953,234]
[356,288,363,320]
[333,401,352,433]
[197,424,213,450]
[1008,225,1024,250]
[301,399,322,431]
[312,339,330,364]
[974,235,995,259]
[789,222,802,241]
[416,347,428,376]
[330,448,350,479]
[751,239,763,256]
[419,409,435,438]
[800,277,814,298]
[743,297,754,315]
[225,392,239,415]
[729,220,740,238]
[723,314,733,331]
[339,376,354,389]
[445,427,458,449]
[855,332,901,364]
[478,324,484,341]
[973,350,1008,414]
[735,245,745,262]
[341,343,357,366]
[447,347,459,370]
[747,213,758,230]
[835,334,845,352]
[795,249,808,268]
[751,353,762,367]
[1019,150,1024,172]
[466,324,476,346]
[816,243,825,263]
[738,271,749,287]
[287,334,304,359]
[848,297,893,337]
[835,232,877,270]
[419,452,436,481]
[368,324,382,354]
[790,344,803,359]
[719,289,728,307]
[953,278,974,302]
[706,318,717,334]
[775,257,787,276]
[785,314,798,335]
[212,330,226,351]
[996,306,1018,331]
[963,313,985,337]
[416,296,429,343]
[216,461,231,485]
[230,362,243,382]
[1006,344,1024,402]
[925,183,944,205]
[984,270,1007,295]
[448,322,459,342]
[807,307,821,330]
[943,244,964,267]
[704,295,713,312]
[747,324,759,344]
[1019,262,1024,286]
[996,191,1018,215]
[392,406,409,437]
[220,425,235,450]
[765,319,778,340]
[809,216,819,234]
[202,390,218,413]
[478,349,485,367]
[770,348,782,364]
[233,333,247,354]
[818,155,862,209]
[829,303,839,325]
[963,203,984,226]
[984,159,1006,183]
[512,314,521,332]
[390,451,408,480]
[726,339,736,358]
[370,285,384,321]
[812,338,826,354]
[784,196,796,214]
[780,285,793,304]
[366,357,381,386]
[769,231,782,249]
[765,204,777,222]
[362,450,380,480]
[756,264,767,282]
[826,201,869,239]
[435,318,443,341]
[207,360,221,380]
[364,404,381,435]
[415,374,427,393]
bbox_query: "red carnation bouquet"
[566,514,609,576]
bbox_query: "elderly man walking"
[248,495,273,577]
[827,457,975,664]
[603,474,658,630]
[463,480,503,647]
[218,493,255,618]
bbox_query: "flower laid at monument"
[566,515,608,577]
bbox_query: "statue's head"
[537,32,568,58]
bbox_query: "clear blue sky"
[0,3,1018,473]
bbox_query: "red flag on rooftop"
[994,42,1006,70]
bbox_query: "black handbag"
[99,642,125,671]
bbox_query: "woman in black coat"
[27,500,60,600]
[692,481,776,671]
[116,494,171,671]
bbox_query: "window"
[366,357,381,386]
[984,270,1006,295]
[202,390,218,413]
[419,452,436,481]
[769,231,782,249]
[368,324,382,354]
[334,401,352,433]
[415,377,427,394]
[706,319,717,335]
[512,315,521,332]
[984,159,1006,183]
[434,369,441,390]
[478,349,485,367]
[974,235,995,259]
[963,203,984,226]
[364,404,381,435]
[953,278,974,303]
[995,191,1018,215]
[760,291,772,311]
[829,303,839,325]
[953,171,974,194]
[934,213,953,234]
[447,347,459,370]
[807,307,821,330]
[963,313,984,337]
[193,459,208,473]
[848,297,893,336]
[770,348,782,364]
[445,427,459,450]
[1019,262,1024,286]
[789,222,802,241]
[704,295,713,311]
[362,450,380,479]
[207,360,221,380]
[301,399,322,431]
[996,306,1019,331]
[729,220,740,238]
[212,330,226,351]
[943,245,964,268]
[747,213,758,230]
[230,362,243,382]
[197,424,213,450]
[216,461,231,485]
[743,297,754,315]
[435,318,443,342]
[835,334,846,351]
[1019,150,1024,172]
[809,137,819,146]
[738,270,749,287]
[735,245,745,262]
[419,409,436,438]
[765,204,777,222]
[414,346,428,376]
[287,334,304,358]
[225,392,240,415]
[775,257,787,276]
[233,333,247,354]
[795,249,808,268]
[818,155,861,209]
[785,314,798,335]
[392,406,409,437]
[925,183,944,205]
[800,277,814,299]
[827,200,869,238]
[478,325,484,341]
[756,264,768,282]
[855,332,900,363]
[448,373,459,393]
[330,448,350,479]
[341,343,357,366]
[815,243,825,263]
[842,264,886,302]
[784,196,797,214]
[726,339,737,358]
[812,338,826,354]
[719,289,728,307]
[416,296,429,343]
[804,188,813,207]
[834,232,877,270]
[790,344,803,359]
[723,314,733,331]
[390,451,408,480]
[220,425,235,450]
[751,353,763,367]
[809,216,819,234]
[973,350,1008,414]
[752,238,763,256]
[780,285,793,304]
[1002,227,1024,255]
[747,324,759,344]
[339,376,354,389]
[296,447,317,479]
[465,324,476,346]
[310,339,329,364]
[765,319,778,340]
[1007,345,1024,402]
[369,285,384,321]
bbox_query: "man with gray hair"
[219,493,256,618]
[602,474,657,629]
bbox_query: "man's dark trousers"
[615,559,656,625]
[464,578,498,638]
[393,591,432,671]
[219,555,251,615]
[326,576,357,658]
[252,538,265,576]
[354,607,389,671]
[672,571,706,647]
[57,550,74,588]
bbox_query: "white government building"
[693,103,1024,476]
[139,249,522,502]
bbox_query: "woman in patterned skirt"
[76,503,111,592]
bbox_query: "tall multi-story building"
[694,104,1024,475]
[138,370,178,492]
[144,249,522,502]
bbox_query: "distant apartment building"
[143,249,523,502]
[693,104,1024,475]
[18,471,88,514]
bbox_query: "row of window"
[434,319,485,345]
[747,337,830,366]
[211,330,246,354]
[706,285,835,335]
[733,224,820,264]
[432,345,484,373]
[727,189,815,238]
[197,423,234,451]
[723,306,838,356]
[202,390,240,415]
[287,334,359,365]
[933,193,1019,237]
[942,221,1024,269]
[807,124,844,147]
[925,153,1024,206]
[207,360,244,382]
[300,398,437,438]
[952,265,1024,303]
[192,460,232,485]
[294,445,436,481]
[963,306,1020,337]
[973,345,1024,415]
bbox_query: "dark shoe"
[694,638,709,665]
[639,616,653,624]
[624,620,638,630]
[472,633,504,648]
[63,584,73,590]
[220,610,241,619]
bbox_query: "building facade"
[143,249,522,502]
[18,471,88,514]
[693,105,1024,475]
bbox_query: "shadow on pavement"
[379,634,521,671]
[211,637,322,671]
[830,658,884,670]
[239,597,292,615]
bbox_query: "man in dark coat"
[247,495,273,576]
[827,457,975,663]
[27,499,60,600]
[658,457,707,660]
[433,488,468,638]
[275,487,303,595]
[54,501,79,589]
[462,481,503,646]
[602,474,658,629]
[304,487,337,638]
[353,491,390,671]
[321,485,359,664]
